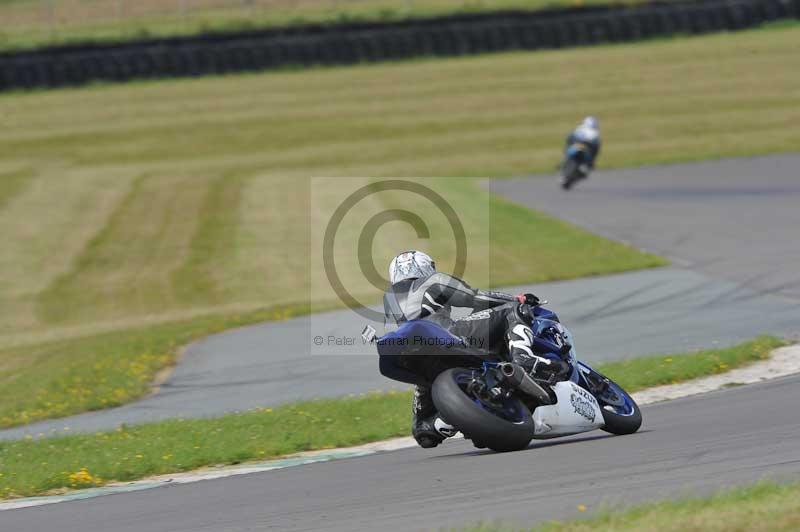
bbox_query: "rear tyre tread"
[432,368,534,453]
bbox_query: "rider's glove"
[515,293,541,306]
[515,353,570,379]
[547,358,572,378]
[534,356,571,379]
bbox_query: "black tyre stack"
[0,0,797,92]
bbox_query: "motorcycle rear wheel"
[561,160,583,190]
[432,368,534,452]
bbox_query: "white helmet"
[582,116,599,130]
[388,250,436,285]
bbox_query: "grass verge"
[0,390,413,499]
[593,335,786,393]
[462,481,800,531]
[0,336,785,499]
[0,303,314,429]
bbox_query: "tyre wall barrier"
[0,0,797,91]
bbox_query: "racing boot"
[507,305,569,379]
[506,304,538,367]
[411,385,456,448]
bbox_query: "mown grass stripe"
[173,171,250,305]
[37,174,214,324]
[35,174,146,324]
[0,168,34,211]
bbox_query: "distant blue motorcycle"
[366,306,641,452]
[561,142,594,190]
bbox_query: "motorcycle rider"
[563,116,601,172]
[380,250,570,449]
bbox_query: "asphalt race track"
[4,154,800,531]
[5,376,800,531]
[3,269,799,440]
[2,155,799,440]
[493,154,800,301]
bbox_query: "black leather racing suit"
[379,272,545,447]
[380,272,540,386]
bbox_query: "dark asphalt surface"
[5,375,800,531]
[493,154,800,301]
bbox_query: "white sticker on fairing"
[532,381,604,439]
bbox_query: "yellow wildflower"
[68,468,101,487]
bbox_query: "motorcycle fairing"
[532,380,604,439]
[377,319,491,359]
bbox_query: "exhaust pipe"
[498,363,553,405]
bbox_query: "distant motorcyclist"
[563,116,601,172]
[379,250,569,449]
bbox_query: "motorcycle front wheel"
[432,368,534,452]
[580,366,642,435]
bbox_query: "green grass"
[0,390,414,498]
[2,24,799,426]
[0,303,314,428]
[461,481,800,531]
[594,336,786,393]
[0,336,785,498]
[0,0,667,52]
[0,168,35,210]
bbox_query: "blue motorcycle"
[367,306,641,452]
